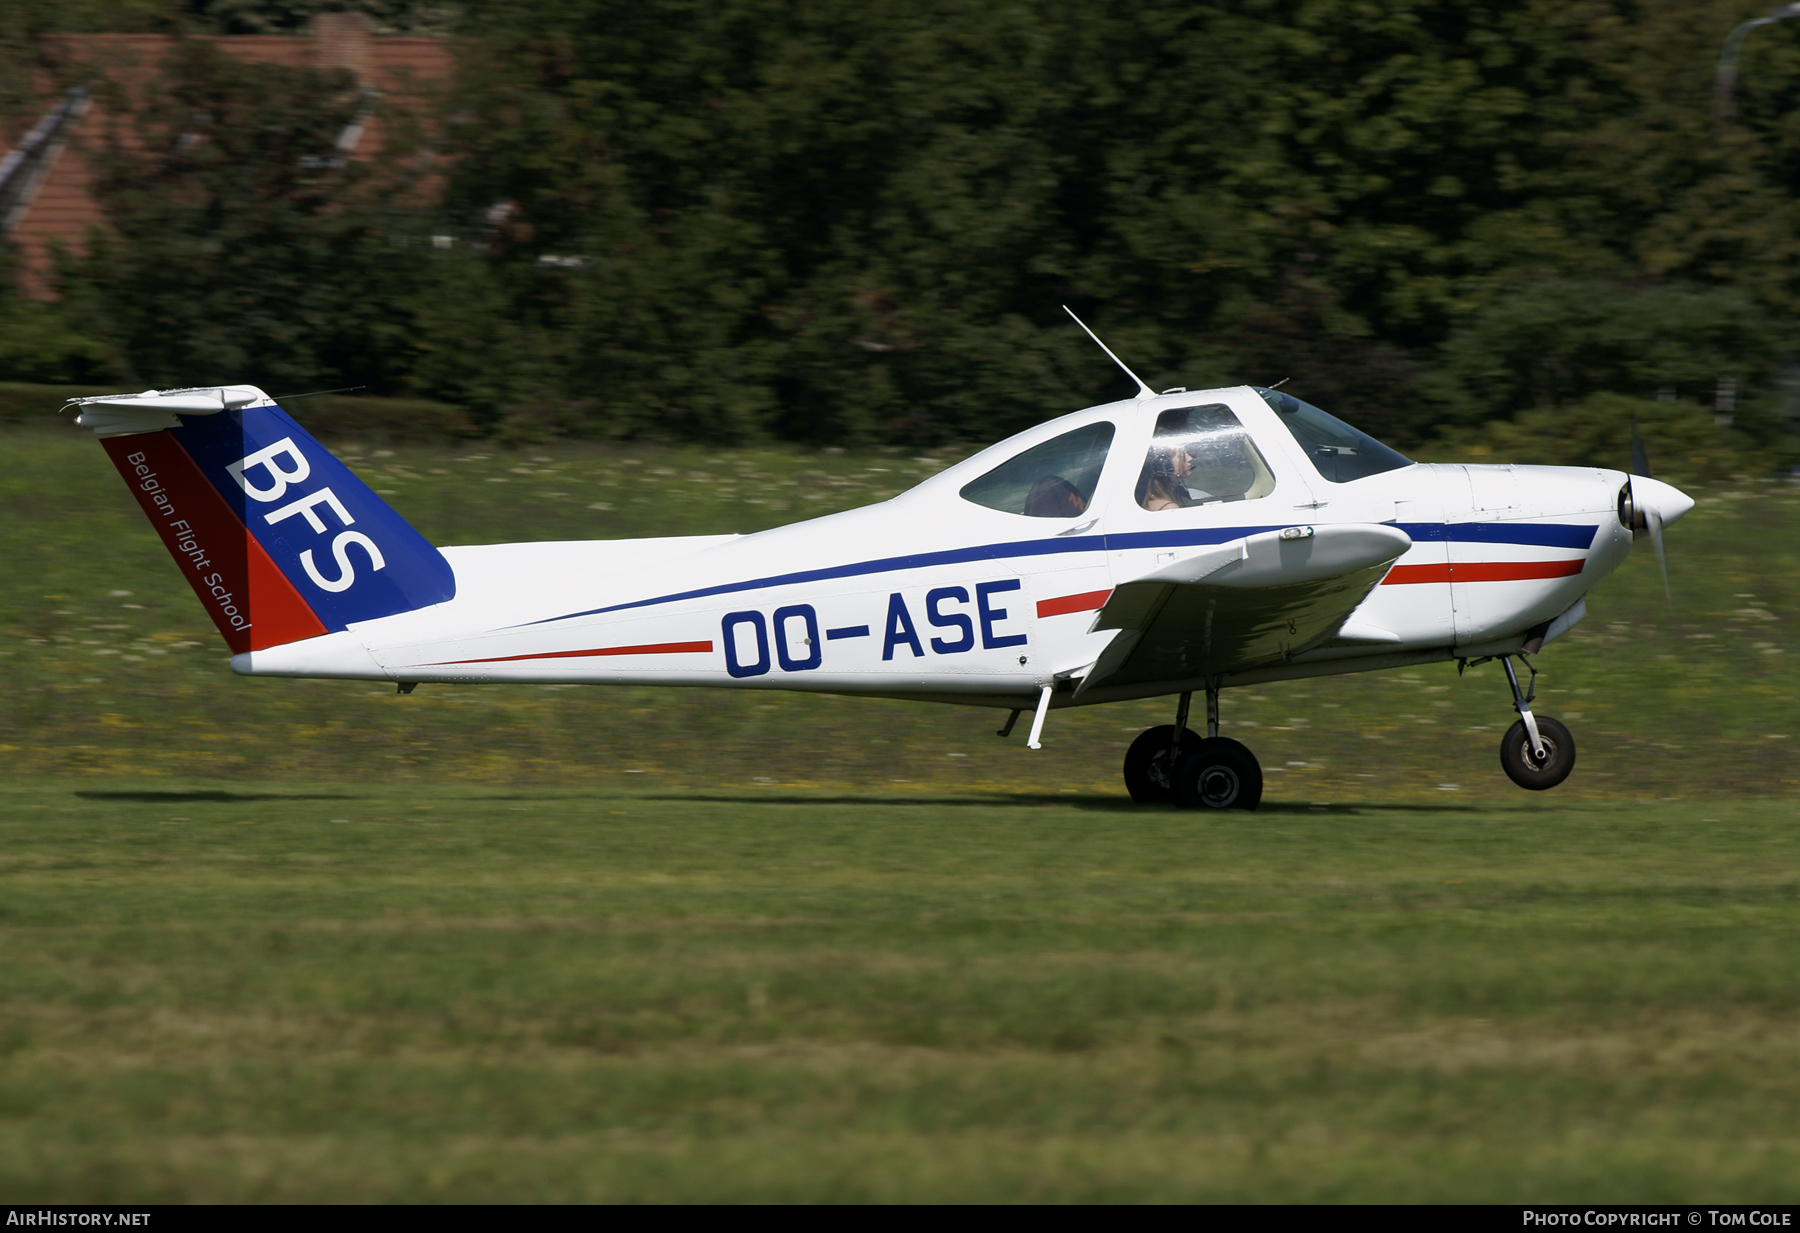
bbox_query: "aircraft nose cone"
[1632,475,1695,528]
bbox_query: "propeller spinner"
[1618,418,1695,601]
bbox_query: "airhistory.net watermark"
[5,1215,151,1227]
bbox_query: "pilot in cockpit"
[1137,436,1198,510]
[1137,408,1272,511]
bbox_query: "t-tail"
[70,386,455,653]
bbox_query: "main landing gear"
[1123,683,1263,810]
[1464,653,1577,791]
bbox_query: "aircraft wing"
[1074,524,1412,695]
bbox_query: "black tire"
[1499,716,1576,790]
[1123,725,1204,803]
[1172,737,1264,811]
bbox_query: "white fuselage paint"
[230,386,1645,710]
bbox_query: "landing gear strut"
[1474,654,1576,791]
[1123,681,1263,810]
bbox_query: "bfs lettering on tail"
[172,401,455,633]
[229,437,388,594]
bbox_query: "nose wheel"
[1465,653,1577,791]
[1123,684,1263,810]
[1499,714,1575,789]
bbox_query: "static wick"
[272,386,367,401]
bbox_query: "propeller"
[1627,417,1670,602]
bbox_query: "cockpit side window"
[1254,387,1412,483]
[959,422,1115,518]
[1136,404,1276,511]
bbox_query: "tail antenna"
[1062,305,1154,399]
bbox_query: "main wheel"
[1172,737,1264,811]
[1499,716,1576,790]
[1123,725,1203,803]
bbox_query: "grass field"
[1,405,1797,1201]
[3,780,1799,1201]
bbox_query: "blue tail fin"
[82,387,455,651]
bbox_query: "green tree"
[61,37,435,392]
[431,0,1798,448]
[28,0,1798,456]
[1431,278,1779,418]
[179,0,461,35]
[0,250,114,384]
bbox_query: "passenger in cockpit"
[1024,475,1087,518]
[1136,441,1196,511]
[1138,423,1265,511]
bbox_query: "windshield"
[959,421,1115,517]
[1254,388,1412,483]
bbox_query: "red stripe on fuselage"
[102,432,328,653]
[430,640,714,665]
[1037,589,1112,618]
[1382,560,1585,585]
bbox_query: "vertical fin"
[78,387,456,650]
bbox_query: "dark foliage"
[13,0,1800,455]
[180,0,460,35]
[59,39,432,392]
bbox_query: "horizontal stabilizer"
[71,385,265,415]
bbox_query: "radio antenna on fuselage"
[1061,305,1154,399]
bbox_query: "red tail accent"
[428,641,714,665]
[103,433,328,652]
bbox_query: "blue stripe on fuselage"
[1397,522,1597,549]
[518,519,1598,628]
[518,532,1141,626]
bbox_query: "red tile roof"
[3,23,453,297]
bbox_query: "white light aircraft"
[68,314,1694,808]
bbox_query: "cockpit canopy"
[953,386,1411,519]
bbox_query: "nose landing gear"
[1123,682,1264,810]
[1467,654,1577,791]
